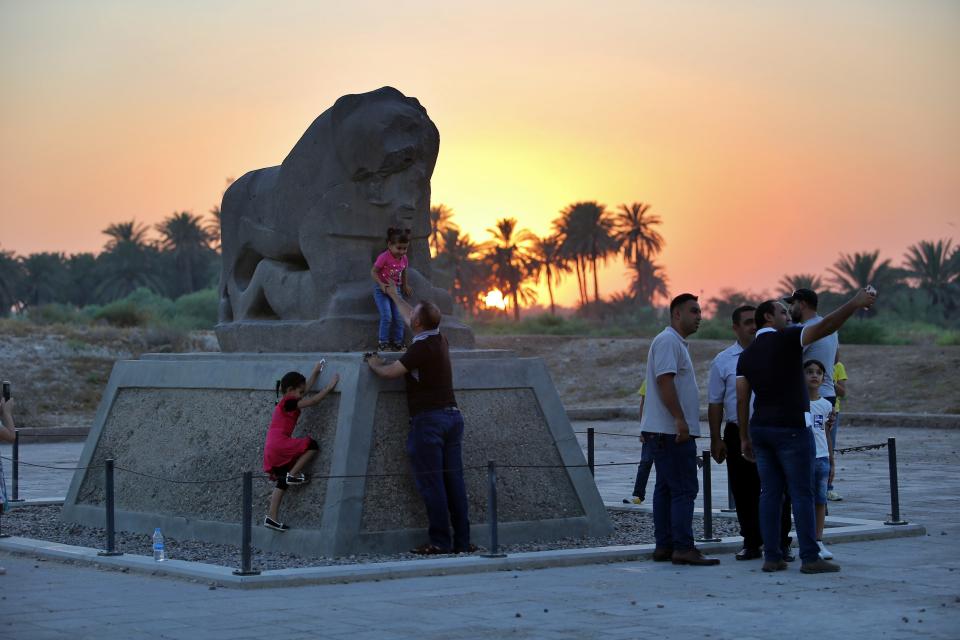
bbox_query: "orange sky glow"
[1,1,958,309]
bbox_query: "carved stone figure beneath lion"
[216,87,474,353]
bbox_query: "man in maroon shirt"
[366,286,472,555]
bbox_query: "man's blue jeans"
[407,408,471,551]
[631,438,654,501]
[750,425,819,563]
[644,432,698,552]
[373,285,404,343]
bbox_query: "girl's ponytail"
[275,379,281,404]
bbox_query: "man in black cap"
[786,287,842,500]
[736,286,877,574]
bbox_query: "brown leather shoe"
[762,559,788,572]
[800,559,841,574]
[671,548,720,566]
[652,547,674,562]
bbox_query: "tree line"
[0,211,219,315]
[1,200,956,328]
[430,201,668,320]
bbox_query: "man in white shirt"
[640,293,719,566]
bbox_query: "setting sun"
[483,289,508,311]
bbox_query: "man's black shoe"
[736,548,763,561]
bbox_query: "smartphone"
[1,381,10,401]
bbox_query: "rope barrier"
[835,442,887,455]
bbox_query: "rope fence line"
[1,433,909,572]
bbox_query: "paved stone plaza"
[2,424,959,639]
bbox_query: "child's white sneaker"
[817,540,833,560]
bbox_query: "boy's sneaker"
[800,559,841,574]
[377,342,390,352]
[263,516,289,532]
[389,341,406,352]
[817,540,834,560]
[827,490,843,501]
[285,472,308,485]
[621,496,644,505]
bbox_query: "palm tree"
[429,204,459,257]
[206,205,222,251]
[0,248,24,315]
[18,252,69,307]
[102,221,150,251]
[778,273,825,296]
[529,235,570,315]
[96,231,165,302]
[555,201,619,304]
[65,253,99,307]
[828,250,900,294]
[484,218,538,321]
[155,211,217,296]
[615,203,664,264]
[629,257,669,306]
[436,228,489,316]
[902,239,958,309]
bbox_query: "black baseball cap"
[784,288,818,308]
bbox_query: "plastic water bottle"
[152,528,166,562]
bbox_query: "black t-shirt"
[399,333,457,417]
[736,326,810,429]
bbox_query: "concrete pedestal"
[63,351,612,557]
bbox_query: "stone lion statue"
[216,86,474,352]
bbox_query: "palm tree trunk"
[591,255,600,303]
[576,257,587,306]
[512,288,520,321]
[546,266,556,315]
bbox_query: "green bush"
[837,319,890,345]
[691,319,728,340]
[171,288,218,330]
[94,300,152,327]
[24,304,87,325]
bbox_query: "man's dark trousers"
[646,432,698,551]
[407,407,470,551]
[750,424,819,563]
[724,423,792,551]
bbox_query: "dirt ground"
[477,334,960,415]
[1,323,957,429]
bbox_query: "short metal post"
[698,450,721,542]
[884,438,907,525]
[233,471,260,575]
[587,428,595,476]
[481,461,506,558]
[98,458,122,556]
[11,429,21,502]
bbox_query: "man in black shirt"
[736,286,876,574]
[366,288,472,555]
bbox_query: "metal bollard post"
[587,428,595,476]
[698,450,721,542]
[98,459,122,556]
[11,429,21,503]
[481,461,507,558]
[884,438,907,526]
[233,471,260,575]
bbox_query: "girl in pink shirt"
[370,227,412,351]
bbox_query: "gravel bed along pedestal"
[2,505,743,571]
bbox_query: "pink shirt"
[374,250,408,286]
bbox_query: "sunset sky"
[1,1,957,308]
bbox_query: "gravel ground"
[2,505,742,571]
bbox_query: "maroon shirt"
[399,332,457,417]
